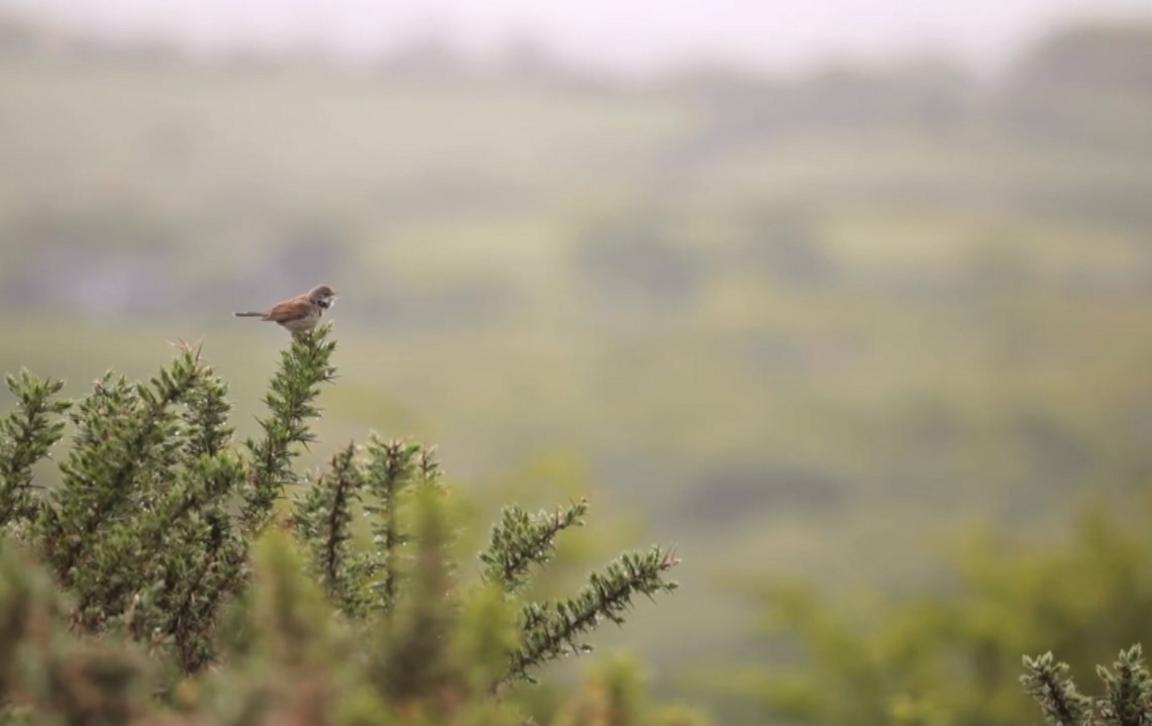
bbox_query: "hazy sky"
[7,0,1152,75]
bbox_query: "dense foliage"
[0,326,687,724]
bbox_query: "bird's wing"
[263,297,313,323]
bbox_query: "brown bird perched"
[234,285,337,335]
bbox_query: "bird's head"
[308,285,337,309]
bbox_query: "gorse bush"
[1021,646,1152,726]
[0,325,685,725]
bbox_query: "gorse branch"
[1097,645,1152,726]
[242,325,336,532]
[1021,653,1096,726]
[507,546,679,684]
[183,356,233,458]
[294,442,362,612]
[480,499,588,592]
[373,483,457,704]
[362,437,427,615]
[0,370,69,527]
[164,502,247,671]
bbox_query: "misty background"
[5,0,1152,75]
[2,0,1152,718]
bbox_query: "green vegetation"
[0,327,685,723]
[2,14,1152,722]
[694,494,1152,723]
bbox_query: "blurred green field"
[3,27,1152,703]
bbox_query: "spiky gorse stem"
[0,370,69,527]
[242,325,337,532]
[474,498,678,686]
[374,481,459,706]
[1097,645,1152,726]
[294,442,362,612]
[504,547,679,685]
[481,500,589,591]
[184,362,233,459]
[1022,652,1094,726]
[1022,646,1152,726]
[362,437,428,615]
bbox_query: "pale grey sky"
[7,0,1152,75]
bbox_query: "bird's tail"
[234,311,264,318]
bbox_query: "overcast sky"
[6,0,1152,75]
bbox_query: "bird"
[234,285,337,335]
